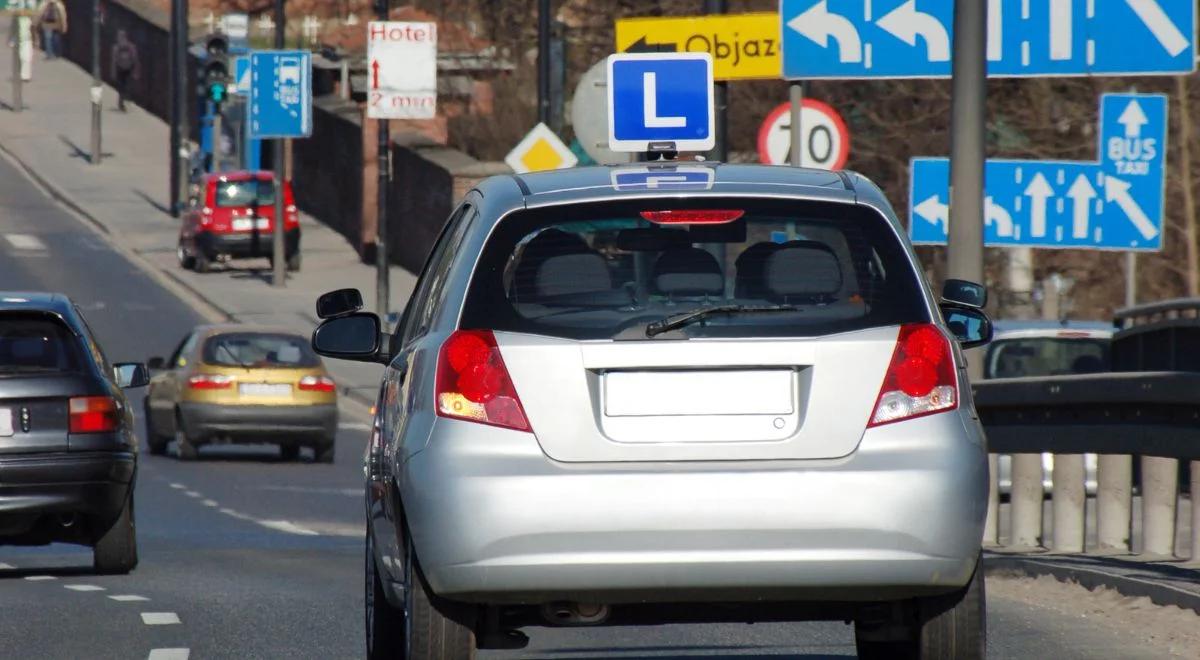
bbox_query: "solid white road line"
[4,233,47,250]
[65,584,106,592]
[147,649,190,660]
[183,491,201,498]
[109,594,150,602]
[24,575,55,581]
[258,520,320,536]
[141,612,182,625]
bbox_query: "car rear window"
[985,337,1111,378]
[215,179,274,208]
[202,333,319,368]
[459,198,931,340]
[0,313,85,374]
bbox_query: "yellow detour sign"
[615,12,780,81]
[505,123,579,174]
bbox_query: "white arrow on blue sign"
[248,50,313,139]
[910,93,1167,251]
[780,0,1195,79]
[607,52,715,153]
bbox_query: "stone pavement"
[0,46,417,407]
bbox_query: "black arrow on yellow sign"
[623,35,679,53]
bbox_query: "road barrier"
[975,298,1200,560]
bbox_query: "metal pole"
[271,0,286,287]
[704,0,727,161]
[90,0,102,165]
[171,0,189,216]
[10,16,22,112]
[212,111,222,170]
[788,83,803,167]
[537,0,550,125]
[375,0,390,323]
[946,0,986,286]
[1125,252,1137,307]
[339,59,349,101]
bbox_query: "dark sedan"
[0,293,148,574]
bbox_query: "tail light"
[285,204,299,225]
[298,375,336,392]
[69,396,119,433]
[868,324,958,427]
[200,206,214,227]
[187,373,233,390]
[640,209,744,224]
[435,330,531,432]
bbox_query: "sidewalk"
[0,48,416,407]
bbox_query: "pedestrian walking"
[35,0,67,60]
[7,12,35,82]
[110,30,140,112]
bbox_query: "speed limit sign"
[756,99,850,170]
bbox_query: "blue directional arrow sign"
[248,50,312,139]
[910,93,1167,251]
[607,52,715,153]
[781,0,1195,79]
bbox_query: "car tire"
[280,444,300,461]
[405,537,476,660]
[287,253,301,272]
[177,243,196,270]
[854,557,985,660]
[143,398,168,456]
[366,531,406,659]
[92,492,137,575]
[175,412,198,461]
[193,251,211,274]
[315,441,335,464]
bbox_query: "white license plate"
[0,408,12,437]
[239,383,291,397]
[231,217,271,231]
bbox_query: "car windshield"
[202,333,319,368]
[460,198,930,340]
[0,313,85,374]
[985,337,1111,378]
[215,179,274,208]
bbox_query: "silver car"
[312,164,993,660]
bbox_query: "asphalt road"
[0,153,1185,659]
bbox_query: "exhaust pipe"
[540,601,610,626]
[57,513,78,528]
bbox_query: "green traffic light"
[209,82,226,103]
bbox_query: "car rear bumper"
[179,402,337,444]
[0,451,134,518]
[401,412,988,604]
[194,227,300,259]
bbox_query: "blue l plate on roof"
[607,53,715,153]
[610,166,716,192]
[780,0,1195,79]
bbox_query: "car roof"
[202,170,275,184]
[193,323,309,339]
[992,319,1114,340]
[0,291,76,315]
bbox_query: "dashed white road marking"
[201,499,219,507]
[169,483,186,490]
[65,584,105,592]
[258,520,319,536]
[24,575,55,581]
[141,612,181,625]
[109,594,150,602]
[338,421,372,431]
[4,233,47,250]
[147,648,190,660]
[183,490,201,498]
[257,485,359,496]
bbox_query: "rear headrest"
[763,241,842,299]
[734,241,780,298]
[535,252,613,298]
[653,247,724,297]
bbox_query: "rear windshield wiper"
[645,304,798,337]
[219,344,253,369]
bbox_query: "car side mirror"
[114,362,150,388]
[312,312,385,362]
[316,288,364,319]
[941,304,993,350]
[942,279,987,309]
[146,356,165,371]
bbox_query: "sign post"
[366,20,437,325]
[248,50,313,287]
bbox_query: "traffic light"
[203,34,230,106]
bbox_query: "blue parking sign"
[607,53,714,153]
[249,50,312,139]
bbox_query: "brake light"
[868,324,958,427]
[435,330,530,432]
[69,396,119,433]
[640,209,745,224]
[188,373,233,389]
[201,207,214,226]
[298,375,336,392]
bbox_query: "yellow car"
[143,325,338,462]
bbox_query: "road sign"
[221,13,249,41]
[780,0,1195,79]
[615,12,780,80]
[232,56,250,96]
[571,60,634,166]
[610,165,716,192]
[756,99,849,169]
[505,123,578,174]
[367,21,437,120]
[910,93,1167,251]
[248,50,312,139]
[607,52,715,153]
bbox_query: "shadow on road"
[0,564,94,580]
[132,188,172,216]
[515,645,848,659]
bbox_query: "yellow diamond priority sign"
[505,123,578,174]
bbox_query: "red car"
[177,171,301,273]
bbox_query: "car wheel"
[177,243,196,270]
[175,412,198,461]
[405,533,476,659]
[92,492,137,575]
[366,530,406,659]
[193,251,211,274]
[143,397,168,456]
[280,444,300,461]
[287,252,301,272]
[854,557,985,660]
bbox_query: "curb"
[984,553,1200,615]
